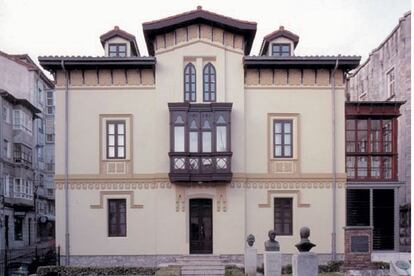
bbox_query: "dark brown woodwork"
[189,198,213,254]
[168,102,232,183]
[274,198,293,236]
[108,199,126,237]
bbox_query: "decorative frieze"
[245,68,344,87]
[55,68,155,87]
[154,24,244,54]
[90,190,144,209]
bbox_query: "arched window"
[184,63,196,102]
[203,63,216,102]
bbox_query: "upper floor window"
[273,120,293,158]
[13,110,32,134]
[184,63,196,102]
[203,63,216,102]
[271,43,291,57]
[14,143,32,166]
[109,43,127,57]
[3,106,10,123]
[387,68,395,98]
[106,121,126,159]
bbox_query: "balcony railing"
[169,152,232,182]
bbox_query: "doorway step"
[160,255,226,276]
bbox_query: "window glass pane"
[191,93,196,101]
[284,134,291,145]
[275,122,282,133]
[189,132,198,152]
[284,122,291,133]
[346,157,355,178]
[357,157,368,177]
[118,147,125,158]
[282,45,290,52]
[174,127,185,152]
[371,157,381,178]
[108,135,115,146]
[118,124,124,134]
[202,120,211,129]
[108,147,115,157]
[383,157,392,179]
[275,145,282,157]
[118,135,125,146]
[216,126,227,152]
[346,119,355,129]
[202,132,211,152]
[216,115,226,124]
[284,146,291,156]
[108,124,115,134]
[275,134,282,144]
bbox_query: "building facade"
[39,7,361,266]
[347,11,411,251]
[0,51,55,251]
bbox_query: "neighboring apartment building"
[0,51,55,250]
[347,11,411,251]
[39,7,360,266]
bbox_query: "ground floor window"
[274,198,293,236]
[14,217,23,241]
[346,188,395,250]
[108,199,126,237]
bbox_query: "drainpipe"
[61,60,70,265]
[331,59,339,261]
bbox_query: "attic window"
[109,43,127,57]
[271,43,290,57]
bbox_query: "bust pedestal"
[292,252,318,276]
[244,247,257,276]
[264,251,281,276]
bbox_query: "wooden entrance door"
[189,198,213,254]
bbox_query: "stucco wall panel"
[260,69,273,85]
[317,69,330,86]
[141,69,154,85]
[70,70,83,86]
[176,28,187,44]
[98,70,112,86]
[303,69,315,86]
[245,69,259,85]
[188,25,199,40]
[126,69,141,85]
[113,69,126,85]
[274,69,288,85]
[200,24,212,40]
[288,69,301,85]
[212,28,224,43]
[84,70,98,86]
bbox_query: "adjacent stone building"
[0,51,56,251]
[39,7,363,267]
[347,11,411,251]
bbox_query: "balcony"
[169,102,232,183]
[169,152,232,182]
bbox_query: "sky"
[0,0,410,70]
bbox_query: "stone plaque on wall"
[351,236,369,252]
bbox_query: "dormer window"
[109,43,127,57]
[271,43,291,57]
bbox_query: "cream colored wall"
[104,37,131,56]
[244,87,346,175]
[267,37,295,56]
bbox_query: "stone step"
[177,260,223,265]
[181,269,225,275]
[181,265,224,270]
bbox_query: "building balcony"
[169,102,232,183]
[169,152,232,182]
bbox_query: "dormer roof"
[100,26,140,56]
[259,26,299,56]
[142,6,257,56]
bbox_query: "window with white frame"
[13,110,32,134]
[14,178,33,200]
[46,91,54,115]
[387,68,395,98]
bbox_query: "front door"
[189,198,212,254]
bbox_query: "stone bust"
[246,234,255,247]
[264,230,280,251]
[295,226,316,252]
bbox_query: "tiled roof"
[100,26,140,56]
[0,89,42,115]
[244,55,361,70]
[142,6,257,56]
[259,26,300,56]
[38,56,156,71]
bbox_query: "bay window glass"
[184,63,196,102]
